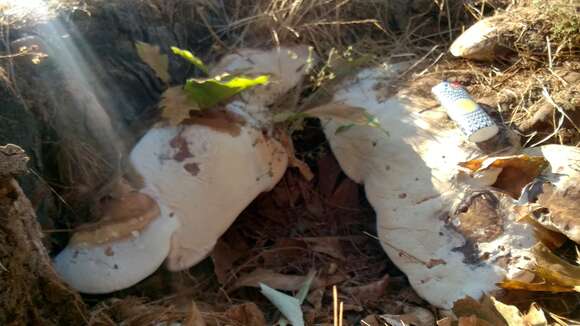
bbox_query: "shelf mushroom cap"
[53,192,179,294]
[320,63,539,308]
[130,116,288,271]
[54,46,310,293]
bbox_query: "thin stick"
[339,302,344,326]
[546,36,553,70]
[333,285,338,326]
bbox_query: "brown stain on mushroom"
[182,109,245,137]
[447,191,505,264]
[70,192,160,246]
[183,162,200,176]
[104,246,114,256]
[170,133,193,162]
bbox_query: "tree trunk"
[0,144,87,326]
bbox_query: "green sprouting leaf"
[260,283,304,326]
[171,47,209,75]
[184,74,269,109]
[135,41,170,83]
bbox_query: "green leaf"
[184,74,269,109]
[259,283,304,326]
[135,41,170,83]
[171,47,209,75]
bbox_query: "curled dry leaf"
[135,41,170,83]
[379,304,435,326]
[499,242,580,293]
[458,155,547,198]
[343,274,390,304]
[223,303,267,326]
[210,238,246,285]
[230,268,313,292]
[304,102,386,135]
[301,237,345,260]
[536,183,580,244]
[530,145,580,244]
[159,86,200,126]
[452,296,507,326]
[183,301,206,326]
[490,297,548,326]
[277,130,314,181]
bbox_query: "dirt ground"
[0,0,579,325]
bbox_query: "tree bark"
[0,144,87,326]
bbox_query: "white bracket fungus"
[320,63,543,308]
[54,46,312,293]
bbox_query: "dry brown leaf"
[452,296,507,326]
[159,87,199,126]
[437,317,454,326]
[223,303,267,326]
[497,280,574,292]
[536,183,580,244]
[328,178,360,208]
[523,304,547,326]
[457,315,493,326]
[499,243,580,292]
[183,301,206,326]
[230,268,311,292]
[316,153,342,198]
[304,102,372,125]
[517,214,567,250]
[459,155,548,198]
[306,288,324,311]
[489,298,549,326]
[278,130,314,181]
[302,237,345,260]
[135,41,170,83]
[490,297,526,326]
[379,304,434,326]
[343,274,389,304]
[210,239,246,285]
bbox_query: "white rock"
[450,18,499,61]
